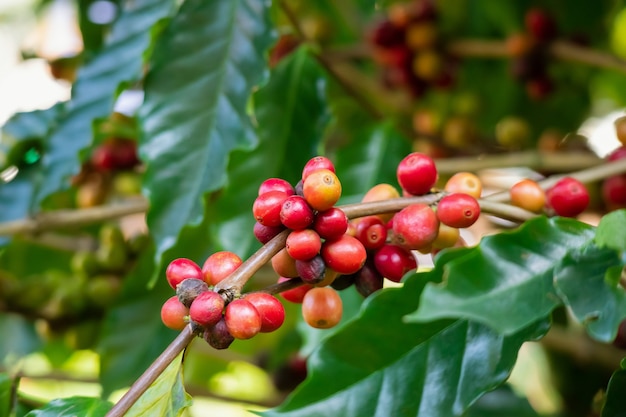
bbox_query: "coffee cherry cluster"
[369,0,454,97]
[508,176,589,218]
[161,252,287,350]
[506,8,558,100]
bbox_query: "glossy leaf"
[406,216,595,335]
[555,244,626,342]
[335,122,411,204]
[464,385,540,417]
[206,46,327,257]
[125,353,191,417]
[24,397,111,417]
[602,359,626,417]
[596,209,626,252]
[0,373,11,417]
[260,249,549,417]
[139,0,273,265]
[32,0,176,206]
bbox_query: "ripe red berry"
[91,138,139,172]
[303,169,342,212]
[224,299,262,340]
[354,216,387,250]
[353,260,384,298]
[189,291,225,328]
[313,208,348,240]
[258,178,295,196]
[602,175,626,209]
[302,156,335,181]
[396,152,438,196]
[161,296,189,331]
[301,287,343,329]
[391,203,439,249]
[608,146,626,162]
[280,195,315,230]
[165,258,203,289]
[204,318,234,350]
[278,277,312,303]
[525,8,557,42]
[286,229,322,261]
[202,251,243,286]
[545,177,589,217]
[436,193,481,228]
[243,293,285,333]
[373,244,417,282]
[253,190,289,227]
[253,222,285,244]
[321,235,367,275]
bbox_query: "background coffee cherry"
[361,183,400,222]
[614,116,626,146]
[243,292,285,333]
[545,177,589,217]
[189,291,225,328]
[301,287,343,329]
[391,203,439,249]
[303,169,342,212]
[373,244,417,282]
[444,172,482,198]
[166,258,204,289]
[436,193,481,228]
[602,175,626,209]
[495,116,531,149]
[161,296,189,331]
[510,179,546,213]
[224,299,262,340]
[202,251,243,286]
[431,223,461,250]
[525,8,557,42]
[302,156,335,181]
[396,152,438,196]
[321,235,367,275]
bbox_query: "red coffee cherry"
[202,251,243,286]
[602,175,626,209]
[373,244,417,282]
[321,235,367,275]
[391,203,439,249]
[525,8,557,42]
[302,156,335,181]
[545,177,589,217]
[278,277,312,303]
[161,295,189,331]
[353,260,385,298]
[436,193,481,228]
[204,318,234,350]
[280,195,315,230]
[258,178,295,196]
[253,190,289,227]
[313,208,348,240]
[286,229,322,261]
[243,292,285,333]
[303,169,342,212]
[91,138,139,172]
[224,299,262,340]
[165,258,203,289]
[189,291,225,328]
[301,287,343,329]
[510,179,546,213]
[353,216,387,250]
[396,152,438,196]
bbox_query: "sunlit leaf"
[596,209,626,252]
[24,397,111,417]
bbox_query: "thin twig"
[105,325,195,417]
[0,198,148,236]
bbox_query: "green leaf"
[596,210,626,252]
[335,122,411,204]
[0,373,12,417]
[554,244,626,342]
[139,0,273,266]
[206,46,327,258]
[32,0,177,205]
[464,385,540,417]
[24,397,111,417]
[406,216,596,335]
[125,352,191,417]
[0,313,42,367]
[602,360,626,417]
[260,249,549,417]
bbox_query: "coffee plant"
[3,0,626,416]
